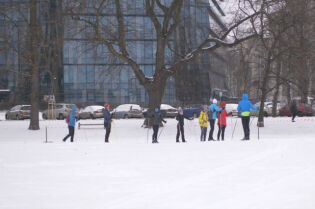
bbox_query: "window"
[87,65,94,82]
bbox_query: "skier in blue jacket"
[237,94,258,140]
[102,104,112,143]
[208,99,222,141]
[63,107,79,142]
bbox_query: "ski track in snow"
[0,115,315,209]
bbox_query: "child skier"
[217,102,231,141]
[199,106,208,142]
[175,107,193,143]
[151,108,167,143]
[63,107,79,142]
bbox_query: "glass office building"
[0,0,227,105]
[62,0,223,105]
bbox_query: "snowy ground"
[0,112,315,209]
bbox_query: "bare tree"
[0,0,64,130]
[69,0,261,119]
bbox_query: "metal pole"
[258,119,260,140]
[146,127,149,144]
[45,126,48,143]
[231,118,238,140]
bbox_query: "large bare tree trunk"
[143,76,167,127]
[29,0,40,130]
[272,59,281,117]
[258,54,272,127]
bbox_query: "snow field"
[0,115,315,209]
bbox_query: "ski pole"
[157,126,164,140]
[146,127,149,144]
[231,118,238,140]
[258,118,260,140]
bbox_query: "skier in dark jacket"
[175,107,193,143]
[102,103,112,143]
[290,100,297,122]
[150,108,166,143]
[63,107,79,142]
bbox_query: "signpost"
[44,95,56,120]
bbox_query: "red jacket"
[217,102,230,126]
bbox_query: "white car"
[252,102,281,117]
[79,105,104,119]
[112,104,143,119]
[160,104,178,118]
[225,103,238,117]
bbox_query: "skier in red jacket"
[217,101,231,141]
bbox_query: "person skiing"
[175,107,193,143]
[63,107,79,142]
[290,100,297,122]
[208,99,222,141]
[199,105,208,142]
[217,102,231,141]
[102,103,112,143]
[237,93,258,140]
[151,108,167,143]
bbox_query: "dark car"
[183,104,203,118]
[5,105,31,120]
[279,103,313,117]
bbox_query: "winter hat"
[220,101,226,107]
[213,99,217,104]
[203,105,208,111]
[104,103,110,109]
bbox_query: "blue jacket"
[68,107,79,127]
[209,104,222,120]
[237,94,258,117]
[102,108,112,123]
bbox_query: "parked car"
[160,104,178,118]
[279,103,313,117]
[5,105,31,120]
[251,102,281,117]
[79,105,104,119]
[42,103,78,120]
[112,104,143,119]
[183,104,202,118]
[225,103,238,117]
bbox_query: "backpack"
[65,116,69,124]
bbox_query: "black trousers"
[200,127,207,141]
[292,112,297,121]
[63,126,75,142]
[208,119,215,140]
[152,125,159,142]
[241,116,250,139]
[104,122,111,142]
[176,124,185,142]
[217,125,226,140]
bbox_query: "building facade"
[0,0,228,106]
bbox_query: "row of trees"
[227,0,314,126]
[0,0,313,129]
